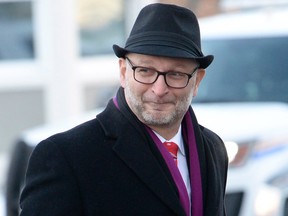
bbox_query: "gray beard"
[124,85,193,127]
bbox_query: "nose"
[151,74,169,97]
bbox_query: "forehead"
[126,53,198,68]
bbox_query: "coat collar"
[96,87,227,215]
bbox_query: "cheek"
[183,79,194,95]
[192,70,205,97]
[123,75,146,96]
[188,78,199,97]
[185,89,194,103]
[121,73,134,89]
[193,86,198,97]
[131,82,148,96]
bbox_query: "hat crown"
[128,4,201,50]
[112,3,214,68]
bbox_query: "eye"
[167,72,187,80]
[135,67,155,76]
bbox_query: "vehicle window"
[0,1,34,60]
[77,0,125,56]
[196,37,288,103]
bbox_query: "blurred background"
[1,0,288,215]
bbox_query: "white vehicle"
[195,4,288,216]
[5,4,288,216]
[0,193,5,216]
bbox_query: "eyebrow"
[128,57,198,72]
[134,59,154,66]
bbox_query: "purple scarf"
[113,96,203,216]
[146,112,203,216]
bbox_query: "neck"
[148,123,181,140]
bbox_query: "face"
[119,53,205,129]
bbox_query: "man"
[20,3,228,216]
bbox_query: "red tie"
[163,142,179,165]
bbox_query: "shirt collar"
[152,125,185,156]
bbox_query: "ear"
[119,58,127,88]
[193,69,206,97]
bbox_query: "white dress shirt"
[153,126,191,201]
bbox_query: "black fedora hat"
[113,3,213,69]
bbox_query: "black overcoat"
[20,90,228,216]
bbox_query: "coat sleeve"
[19,138,84,216]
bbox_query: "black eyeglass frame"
[125,57,199,89]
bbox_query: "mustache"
[142,96,175,104]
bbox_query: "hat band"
[125,32,203,58]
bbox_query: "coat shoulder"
[199,125,226,153]
[48,118,103,144]
[199,124,229,171]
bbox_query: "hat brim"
[113,44,213,69]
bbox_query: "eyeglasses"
[126,57,199,89]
